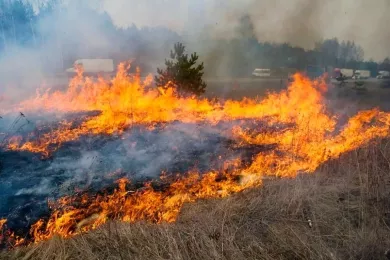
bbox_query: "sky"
[87,0,390,61]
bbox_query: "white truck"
[353,70,370,79]
[340,68,354,78]
[252,68,271,77]
[377,70,390,79]
[66,59,115,77]
[333,68,354,79]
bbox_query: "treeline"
[0,0,38,52]
[0,1,389,77]
[202,16,389,77]
[203,37,387,77]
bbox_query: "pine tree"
[155,42,206,96]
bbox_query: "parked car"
[377,70,390,79]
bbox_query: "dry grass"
[2,140,390,260]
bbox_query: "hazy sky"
[90,0,389,61]
[29,0,390,61]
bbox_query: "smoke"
[0,115,241,189]
[0,0,388,101]
[0,47,45,100]
[0,0,387,117]
[0,0,178,103]
[93,0,390,61]
[0,120,248,229]
[0,1,117,101]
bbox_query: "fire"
[239,107,390,177]
[1,63,390,248]
[0,219,25,248]
[29,170,261,243]
[0,219,6,230]
[4,66,335,156]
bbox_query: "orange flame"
[29,170,261,243]
[0,219,6,230]
[6,68,335,156]
[1,64,390,247]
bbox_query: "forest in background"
[0,0,389,77]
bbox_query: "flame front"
[6,66,339,156]
[1,63,390,246]
[29,172,259,243]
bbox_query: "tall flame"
[5,66,338,156]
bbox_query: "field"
[1,76,390,260]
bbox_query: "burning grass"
[1,140,390,260]
[1,63,390,254]
[1,63,335,157]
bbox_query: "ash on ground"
[0,115,275,230]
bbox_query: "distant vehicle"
[333,68,354,79]
[353,70,370,79]
[66,59,115,77]
[377,70,390,79]
[252,68,271,77]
